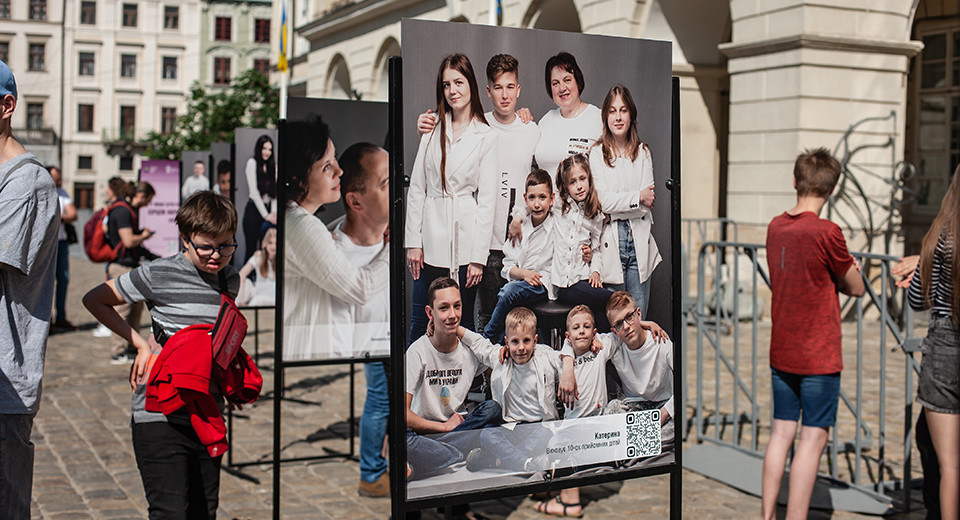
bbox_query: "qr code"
[625,410,661,458]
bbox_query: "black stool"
[530,300,575,350]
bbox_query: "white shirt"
[501,211,555,298]
[550,199,604,289]
[611,331,674,418]
[181,174,209,200]
[534,104,603,178]
[246,158,277,218]
[329,223,390,358]
[57,187,72,241]
[589,145,661,284]
[282,204,388,360]
[485,112,540,251]
[461,329,565,423]
[403,115,497,272]
[238,253,276,307]
[560,333,619,418]
[405,335,486,424]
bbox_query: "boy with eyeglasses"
[84,191,241,517]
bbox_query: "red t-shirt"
[766,212,854,375]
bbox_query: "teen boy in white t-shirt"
[405,277,502,480]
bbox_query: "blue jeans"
[360,362,389,483]
[406,400,502,479]
[483,279,547,343]
[408,264,476,346]
[557,281,614,331]
[0,413,34,519]
[55,240,69,321]
[771,368,841,428]
[608,220,651,317]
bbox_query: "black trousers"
[132,421,222,520]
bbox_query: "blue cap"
[0,61,17,99]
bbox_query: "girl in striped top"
[908,163,960,520]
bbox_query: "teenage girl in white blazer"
[589,84,661,317]
[404,54,497,343]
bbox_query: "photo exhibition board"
[234,128,278,270]
[278,97,390,362]
[139,160,182,257]
[210,142,234,202]
[397,19,676,504]
[180,150,211,203]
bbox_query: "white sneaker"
[93,324,111,338]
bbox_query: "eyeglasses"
[610,308,639,333]
[189,239,237,258]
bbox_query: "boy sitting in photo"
[405,277,502,480]
[483,170,556,343]
[456,307,577,472]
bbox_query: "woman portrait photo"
[243,134,277,263]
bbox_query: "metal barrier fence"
[689,239,922,512]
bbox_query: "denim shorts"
[917,316,960,414]
[771,368,841,428]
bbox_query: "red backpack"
[83,200,135,262]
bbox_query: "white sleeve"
[500,235,522,280]
[470,133,498,265]
[246,158,269,219]
[405,346,425,395]
[460,329,499,367]
[590,147,649,220]
[403,133,432,249]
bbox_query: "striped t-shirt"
[115,252,239,424]
[908,233,955,319]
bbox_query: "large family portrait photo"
[398,19,677,502]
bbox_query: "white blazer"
[404,115,497,272]
[589,144,661,285]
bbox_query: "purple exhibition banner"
[140,160,181,256]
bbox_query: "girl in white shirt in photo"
[283,116,388,360]
[404,54,497,344]
[589,84,661,316]
[534,52,603,178]
[237,226,276,307]
[242,134,277,263]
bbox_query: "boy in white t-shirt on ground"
[456,307,577,472]
[405,277,502,480]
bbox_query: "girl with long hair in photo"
[243,134,277,263]
[908,164,960,520]
[404,53,497,343]
[283,115,388,360]
[237,226,277,307]
[589,84,661,316]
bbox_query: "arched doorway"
[326,54,353,100]
[522,0,582,33]
[373,37,401,102]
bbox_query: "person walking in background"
[50,165,78,330]
[761,148,864,520]
[0,60,60,519]
[908,163,960,520]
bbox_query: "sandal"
[533,496,583,518]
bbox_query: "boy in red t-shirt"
[761,148,865,520]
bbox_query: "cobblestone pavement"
[30,254,933,519]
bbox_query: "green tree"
[144,70,280,159]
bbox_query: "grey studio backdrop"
[234,128,278,269]
[400,19,674,332]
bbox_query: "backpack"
[83,200,135,262]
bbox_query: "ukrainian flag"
[278,0,288,72]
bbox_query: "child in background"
[237,226,276,306]
[484,170,556,343]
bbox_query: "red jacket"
[145,324,262,457]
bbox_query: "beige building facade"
[292,0,959,255]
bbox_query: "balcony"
[101,127,149,156]
[13,127,57,146]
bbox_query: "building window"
[164,5,178,29]
[915,27,960,208]
[77,104,94,132]
[77,156,93,171]
[74,182,94,209]
[254,19,270,43]
[215,17,231,41]
[79,52,95,76]
[214,57,231,85]
[26,103,43,130]
[161,107,176,134]
[120,105,136,139]
[0,0,9,19]
[119,156,134,171]
[80,1,96,24]
[121,54,136,78]
[253,58,270,76]
[122,3,137,27]
[28,44,44,71]
[29,0,45,20]
[0,43,8,64]
[162,56,177,79]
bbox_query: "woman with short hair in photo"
[589,84,661,316]
[534,52,603,179]
[404,53,497,343]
